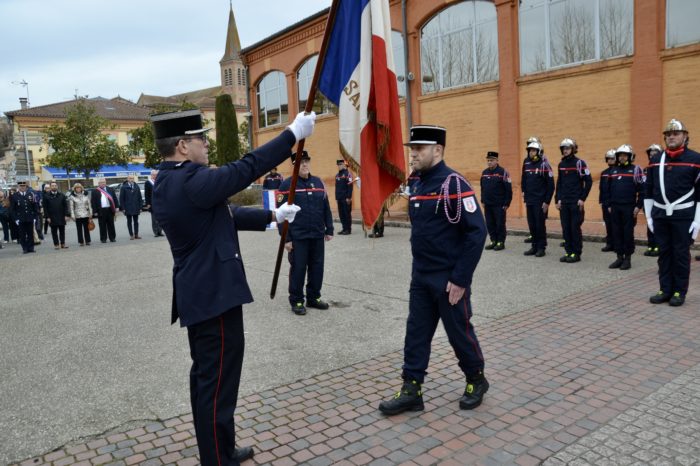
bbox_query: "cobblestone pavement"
[11,263,700,465]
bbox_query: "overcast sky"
[0,0,331,115]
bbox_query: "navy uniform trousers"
[525,203,547,251]
[337,200,352,232]
[187,306,245,466]
[560,203,583,255]
[654,217,693,295]
[402,272,485,384]
[602,206,613,248]
[288,238,325,305]
[483,205,506,244]
[18,221,35,252]
[611,204,637,256]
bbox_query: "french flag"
[318,0,405,229]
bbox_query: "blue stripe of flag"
[318,0,371,104]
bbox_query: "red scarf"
[665,147,684,159]
[97,187,116,212]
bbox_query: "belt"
[656,151,695,216]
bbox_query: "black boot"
[649,291,671,304]
[493,242,505,251]
[620,255,631,270]
[524,235,533,243]
[523,247,537,256]
[378,380,424,415]
[602,244,615,252]
[609,255,624,269]
[485,242,495,250]
[669,292,685,307]
[459,373,489,410]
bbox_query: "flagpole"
[270,0,342,299]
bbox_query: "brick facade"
[240,0,700,222]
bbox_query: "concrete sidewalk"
[12,263,699,465]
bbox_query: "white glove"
[644,199,654,233]
[689,203,700,240]
[275,203,301,223]
[286,111,316,142]
[15,219,20,226]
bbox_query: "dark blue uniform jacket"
[409,161,487,289]
[119,182,143,215]
[277,174,334,241]
[153,130,296,327]
[9,191,39,222]
[599,167,613,207]
[480,166,512,207]
[555,156,593,204]
[608,163,644,208]
[262,173,283,190]
[334,168,353,200]
[521,157,555,205]
[645,147,700,220]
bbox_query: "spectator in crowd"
[69,183,93,246]
[42,182,70,249]
[42,184,51,237]
[0,190,11,244]
[119,175,143,240]
[7,187,19,242]
[335,159,354,235]
[91,178,119,243]
[144,169,163,237]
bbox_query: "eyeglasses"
[182,133,207,143]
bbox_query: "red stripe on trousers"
[213,317,225,466]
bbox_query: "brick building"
[239,0,700,221]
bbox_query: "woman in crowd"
[0,190,11,244]
[68,183,93,246]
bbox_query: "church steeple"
[220,1,247,108]
[221,1,242,62]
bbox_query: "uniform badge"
[584,168,590,175]
[276,194,284,203]
[463,196,477,213]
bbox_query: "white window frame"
[256,71,288,128]
[519,0,633,75]
[420,1,499,94]
[666,0,700,48]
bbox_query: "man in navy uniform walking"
[152,109,311,465]
[378,125,488,415]
[645,119,700,307]
[277,151,334,315]
[9,181,39,253]
[521,139,554,257]
[480,151,512,250]
[335,158,354,235]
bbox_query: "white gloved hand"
[286,111,316,142]
[689,203,700,240]
[15,219,20,226]
[644,198,654,233]
[275,203,301,223]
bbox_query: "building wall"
[242,0,700,222]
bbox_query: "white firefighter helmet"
[605,149,616,160]
[526,141,543,156]
[559,138,577,155]
[646,144,662,155]
[615,144,635,162]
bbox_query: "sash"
[98,187,116,212]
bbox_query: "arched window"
[519,0,633,75]
[391,30,407,98]
[297,55,335,114]
[224,68,233,86]
[667,0,700,48]
[257,71,288,128]
[421,1,499,94]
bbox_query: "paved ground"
[2,212,698,465]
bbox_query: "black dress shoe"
[378,380,424,415]
[459,376,489,410]
[524,236,533,243]
[234,446,254,462]
[493,242,505,251]
[368,232,383,238]
[307,298,329,310]
[485,242,496,250]
[609,255,624,269]
[534,249,546,257]
[338,230,349,235]
[523,247,537,256]
[602,244,614,252]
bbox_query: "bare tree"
[600,0,633,58]
[550,1,595,67]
